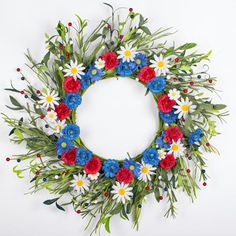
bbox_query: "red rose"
[101,52,119,70]
[138,66,156,83]
[158,94,176,112]
[115,167,134,184]
[61,148,76,165]
[84,156,102,174]
[159,154,176,170]
[63,76,80,92]
[164,126,183,143]
[55,102,70,120]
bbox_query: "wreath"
[3,4,227,234]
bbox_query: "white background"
[0,0,236,236]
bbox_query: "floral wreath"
[3,4,227,234]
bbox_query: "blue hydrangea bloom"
[134,53,147,69]
[156,131,171,149]
[123,158,141,177]
[189,128,204,144]
[116,60,136,76]
[160,109,178,124]
[56,137,74,155]
[80,75,91,90]
[87,65,105,82]
[142,148,160,166]
[102,159,120,177]
[76,148,92,166]
[65,93,82,110]
[62,124,80,141]
[147,77,166,93]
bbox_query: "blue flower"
[147,77,166,93]
[134,53,147,69]
[160,109,178,124]
[116,60,136,76]
[102,159,120,177]
[62,124,80,140]
[87,65,105,82]
[56,137,74,155]
[123,158,141,177]
[76,148,92,166]
[142,148,160,166]
[189,128,204,144]
[156,131,171,149]
[80,75,91,90]
[64,93,82,110]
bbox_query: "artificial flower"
[116,60,136,76]
[84,156,102,174]
[159,153,176,169]
[101,52,119,70]
[134,53,147,69]
[117,44,137,62]
[71,174,90,194]
[164,126,183,143]
[102,159,120,178]
[95,58,105,69]
[142,148,160,166]
[80,75,91,90]
[160,109,178,124]
[115,167,134,184]
[168,88,180,101]
[147,76,166,93]
[189,128,204,144]
[61,147,77,165]
[158,149,167,160]
[123,158,141,177]
[174,97,196,118]
[87,172,100,180]
[38,89,59,109]
[63,60,85,79]
[138,162,156,182]
[76,148,93,166]
[111,182,133,204]
[150,54,170,75]
[87,64,105,82]
[156,131,171,149]
[63,76,81,92]
[55,102,71,120]
[64,93,82,110]
[53,119,66,133]
[62,123,80,140]
[45,110,57,122]
[158,94,176,113]
[169,140,185,158]
[138,66,156,83]
[56,137,74,155]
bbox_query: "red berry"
[129,8,133,12]
[36,153,41,158]
[65,52,70,57]
[35,170,40,176]
[68,22,72,27]
[6,157,11,162]
[145,185,150,191]
[208,79,213,83]
[203,182,207,186]
[190,81,194,86]
[16,68,21,72]
[173,77,177,81]
[40,114,45,119]
[186,169,191,173]
[76,209,81,214]
[175,57,180,62]
[36,90,41,94]
[185,153,189,158]
[119,35,124,40]
[159,196,163,200]
[20,90,24,94]
[47,108,51,112]
[181,117,185,122]
[206,142,210,147]
[104,192,109,198]
[183,89,188,93]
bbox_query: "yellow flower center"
[70,67,78,74]
[91,69,97,75]
[172,144,179,151]
[49,113,54,119]
[136,59,141,64]
[61,142,67,148]
[124,50,131,57]
[76,179,84,187]
[141,166,148,174]
[171,92,176,97]
[157,61,165,68]
[129,165,135,170]
[118,188,126,196]
[55,124,62,131]
[45,95,53,103]
[181,104,189,112]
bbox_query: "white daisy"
[95,58,105,69]
[168,140,185,158]
[63,60,85,79]
[117,44,137,62]
[88,172,100,180]
[38,89,59,109]
[158,149,167,160]
[111,182,133,204]
[168,88,180,101]
[138,162,156,182]
[150,54,170,75]
[174,97,196,119]
[46,110,57,122]
[71,174,90,194]
[52,119,66,133]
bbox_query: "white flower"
[111,182,133,204]
[95,58,105,69]
[71,174,90,194]
[158,149,166,160]
[150,54,170,76]
[63,60,85,79]
[168,88,180,101]
[52,120,66,133]
[168,140,185,158]
[46,110,57,122]
[174,97,196,119]
[88,172,100,180]
[138,162,156,182]
[38,89,59,109]
[117,44,137,62]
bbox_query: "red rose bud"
[61,148,77,165]
[63,76,81,92]
[115,167,134,184]
[55,102,71,120]
[138,66,156,83]
[164,126,183,143]
[101,52,119,70]
[159,154,176,170]
[158,94,176,113]
[84,156,102,174]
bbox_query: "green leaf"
[13,165,24,178]
[9,96,23,108]
[90,33,102,42]
[140,26,151,35]
[14,129,24,139]
[43,197,60,205]
[213,104,226,110]
[179,43,197,50]
[42,51,50,65]
[56,202,65,211]
[102,217,111,233]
